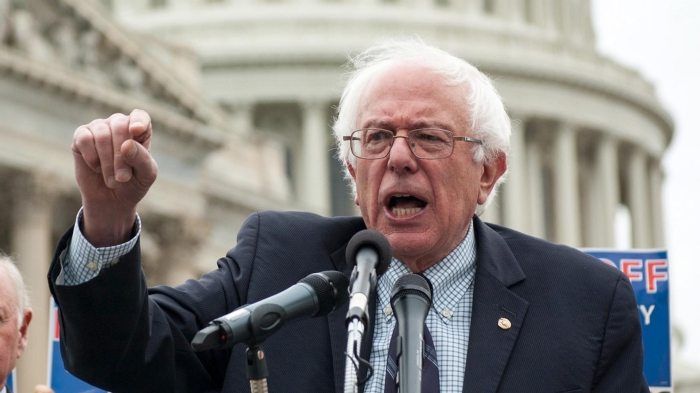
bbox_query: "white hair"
[0,254,30,328]
[332,38,511,211]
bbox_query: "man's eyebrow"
[361,119,393,129]
[360,120,456,131]
[410,121,454,130]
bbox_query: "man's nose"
[387,135,418,173]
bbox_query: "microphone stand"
[343,318,365,393]
[341,229,392,393]
[343,271,377,393]
[246,344,269,393]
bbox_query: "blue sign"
[48,298,108,393]
[6,370,15,392]
[583,249,671,391]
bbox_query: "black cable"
[354,342,374,385]
[343,340,375,386]
[344,349,359,372]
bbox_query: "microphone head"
[300,271,350,316]
[345,229,392,275]
[390,273,433,306]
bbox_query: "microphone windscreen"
[300,271,349,315]
[391,273,433,304]
[345,229,392,275]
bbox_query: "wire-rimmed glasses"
[342,128,483,160]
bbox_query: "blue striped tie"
[385,324,440,392]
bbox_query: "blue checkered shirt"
[364,221,477,393]
[59,209,141,286]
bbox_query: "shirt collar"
[377,219,478,324]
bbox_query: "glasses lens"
[354,129,393,158]
[410,129,453,159]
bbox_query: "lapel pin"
[497,317,512,330]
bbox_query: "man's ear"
[347,161,357,180]
[478,152,507,205]
[17,308,32,357]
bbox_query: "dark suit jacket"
[48,211,648,393]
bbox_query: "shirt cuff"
[59,208,141,286]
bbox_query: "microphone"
[191,270,349,351]
[345,229,392,326]
[390,273,433,393]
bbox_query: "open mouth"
[387,194,428,218]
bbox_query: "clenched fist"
[71,109,158,246]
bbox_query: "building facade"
[1,0,688,389]
[0,0,291,388]
[111,0,672,249]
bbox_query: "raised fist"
[71,109,158,246]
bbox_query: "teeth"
[392,207,421,217]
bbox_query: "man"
[0,255,32,393]
[48,40,648,392]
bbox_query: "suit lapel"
[463,218,529,393]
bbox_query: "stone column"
[144,214,207,286]
[229,102,254,137]
[556,0,573,37]
[530,0,556,31]
[494,0,522,21]
[526,131,545,238]
[258,137,293,198]
[298,101,331,215]
[11,173,56,389]
[577,0,591,42]
[594,135,619,247]
[526,0,546,26]
[168,0,191,9]
[558,0,589,44]
[552,122,581,246]
[649,159,665,247]
[626,147,652,247]
[502,116,529,232]
[415,0,432,9]
[463,0,483,14]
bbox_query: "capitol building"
[1,0,696,390]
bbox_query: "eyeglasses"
[343,128,483,160]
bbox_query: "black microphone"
[345,229,392,326]
[191,270,349,351]
[390,273,433,393]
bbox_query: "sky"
[591,0,700,369]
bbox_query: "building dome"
[113,0,672,248]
